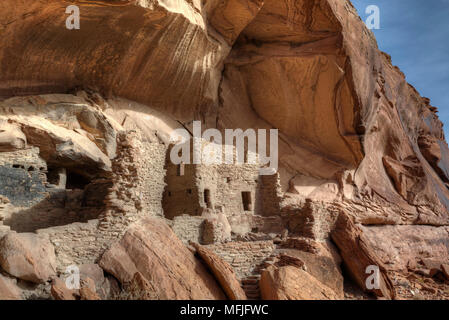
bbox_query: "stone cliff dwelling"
[0,0,448,301]
[163,143,264,219]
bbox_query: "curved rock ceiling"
[0,0,448,224]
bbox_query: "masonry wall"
[163,145,202,219]
[36,130,168,268]
[203,164,260,216]
[168,215,205,244]
[256,173,283,216]
[206,241,276,279]
[0,148,47,207]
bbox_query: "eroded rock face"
[278,249,344,299]
[99,217,226,300]
[260,265,339,300]
[359,225,449,273]
[331,213,396,299]
[1,0,448,217]
[0,94,115,177]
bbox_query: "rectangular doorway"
[242,191,252,211]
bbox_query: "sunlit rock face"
[0,0,448,300]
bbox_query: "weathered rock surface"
[191,242,247,300]
[0,232,57,283]
[0,95,116,177]
[331,214,396,299]
[260,265,339,300]
[359,224,449,273]
[278,249,344,299]
[99,217,226,300]
[51,277,78,301]
[0,0,448,217]
[0,273,22,300]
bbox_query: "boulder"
[79,264,105,293]
[119,272,160,300]
[191,243,247,300]
[0,232,57,283]
[79,286,101,301]
[278,249,344,299]
[260,265,339,300]
[99,217,226,300]
[51,277,78,301]
[331,214,396,299]
[0,273,22,300]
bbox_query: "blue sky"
[352,0,449,137]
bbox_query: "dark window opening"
[242,191,252,211]
[12,164,25,169]
[187,189,192,194]
[66,170,90,190]
[168,191,172,197]
[28,166,35,172]
[204,189,212,209]
[226,177,231,183]
[47,167,62,186]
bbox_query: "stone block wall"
[256,173,283,216]
[169,215,205,244]
[163,148,201,219]
[209,164,260,215]
[283,200,339,241]
[206,240,276,279]
[36,130,168,268]
[0,148,47,207]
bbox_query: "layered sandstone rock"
[331,213,396,299]
[0,1,447,216]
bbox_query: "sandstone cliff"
[0,0,448,300]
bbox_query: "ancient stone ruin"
[0,0,448,301]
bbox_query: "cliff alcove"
[0,0,448,301]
